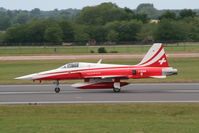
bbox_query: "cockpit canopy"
[58,62,122,69]
[59,62,79,69]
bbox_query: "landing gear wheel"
[54,80,60,93]
[55,87,60,93]
[113,88,121,93]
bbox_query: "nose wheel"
[55,87,60,93]
[54,80,60,93]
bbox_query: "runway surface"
[0,83,199,105]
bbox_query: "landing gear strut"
[54,80,60,93]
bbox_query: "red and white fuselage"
[16,43,177,92]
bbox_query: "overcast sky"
[0,0,199,10]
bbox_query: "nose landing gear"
[55,87,60,93]
[54,80,60,93]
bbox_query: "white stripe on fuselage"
[33,64,130,79]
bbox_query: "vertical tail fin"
[137,43,169,67]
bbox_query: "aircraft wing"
[83,75,129,79]
[150,76,166,78]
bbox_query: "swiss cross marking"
[159,58,166,65]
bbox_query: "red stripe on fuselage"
[38,66,137,76]
[34,66,140,80]
[35,66,163,81]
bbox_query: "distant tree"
[25,20,46,42]
[104,21,120,31]
[59,10,71,19]
[74,32,90,42]
[154,19,188,41]
[106,30,119,42]
[0,12,11,30]
[0,31,5,43]
[136,3,159,19]
[179,9,197,19]
[3,3,199,44]
[14,13,30,24]
[105,20,142,41]
[186,18,199,41]
[44,24,63,43]
[135,13,149,23]
[123,7,136,20]
[0,7,6,12]
[159,11,176,20]
[30,8,41,16]
[4,25,27,43]
[85,25,106,42]
[137,23,157,42]
[76,2,127,25]
[73,24,90,42]
[118,20,142,41]
[58,20,75,42]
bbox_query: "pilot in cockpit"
[59,62,79,69]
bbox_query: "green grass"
[0,104,199,133]
[0,44,199,56]
[0,57,199,84]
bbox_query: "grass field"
[0,57,199,84]
[0,104,199,133]
[0,44,199,55]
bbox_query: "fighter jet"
[16,43,177,93]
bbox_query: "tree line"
[0,3,199,45]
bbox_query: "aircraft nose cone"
[15,73,37,80]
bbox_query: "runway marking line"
[1,89,199,95]
[0,83,199,88]
[1,101,199,105]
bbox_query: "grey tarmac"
[0,83,199,105]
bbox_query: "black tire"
[55,87,60,93]
[113,88,121,93]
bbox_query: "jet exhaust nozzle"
[162,68,178,76]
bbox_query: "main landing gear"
[113,87,121,92]
[113,82,121,93]
[54,80,60,93]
